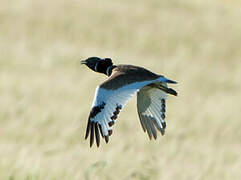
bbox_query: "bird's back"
[101,64,162,90]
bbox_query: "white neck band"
[106,66,112,76]
[94,62,99,72]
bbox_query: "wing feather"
[137,85,168,139]
[85,80,158,147]
[90,123,94,147]
[137,111,147,132]
[143,115,153,140]
[85,75,176,147]
[95,123,100,147]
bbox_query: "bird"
[81,57,177,147]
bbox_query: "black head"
[81,57,114,75]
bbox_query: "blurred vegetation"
[0,0,241,179]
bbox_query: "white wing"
[85,80,158,147]
[137,85,168,140]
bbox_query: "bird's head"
[80,57,113,74]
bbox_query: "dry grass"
[1,0,241,179]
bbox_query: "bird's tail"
[165,79,177,84]
[157,85,177,96]
[150,77,178,96]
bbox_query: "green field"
[1,0,241,179]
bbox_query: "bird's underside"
[84,65,177,147]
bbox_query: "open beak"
[80,59,87,65]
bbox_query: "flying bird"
[81,57,177,147]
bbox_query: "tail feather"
[149,78,178,96]
[158,85,178,96]
[165,79,177,84]
[165,87,178,96]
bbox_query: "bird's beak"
[80,59,87,65]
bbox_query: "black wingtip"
[86,122,103,148]
[90,123,94,147]
[85,120,91,140]
[95,123,100,147]
[104,136,109,143]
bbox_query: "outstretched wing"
[85,80,158,147]
[137,85,168,140]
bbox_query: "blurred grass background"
[1,0,241,179]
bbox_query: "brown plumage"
[101,65,162,90]
[81,57,177,147]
